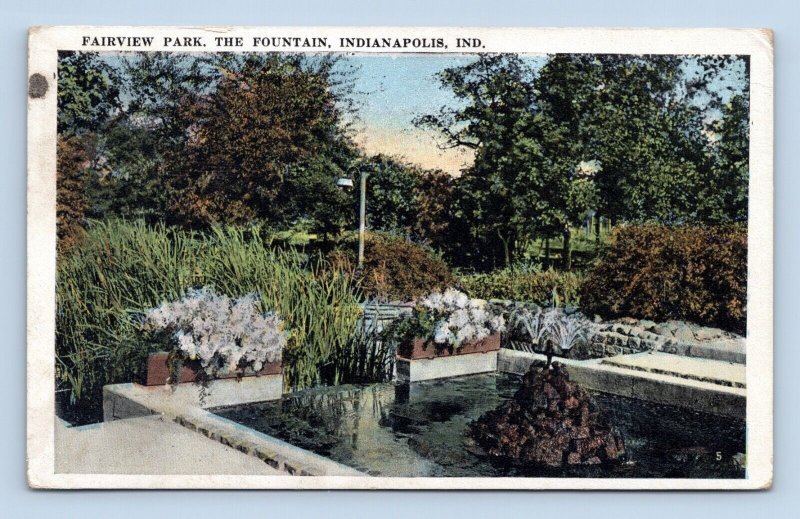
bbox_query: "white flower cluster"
[420,288,505,346]
[143,288,286,376]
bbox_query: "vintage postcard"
[27,26,773,489]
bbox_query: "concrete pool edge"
[497,350,746,420]
[102,381,365,477]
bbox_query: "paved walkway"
[601,351,746,388]
[55,415,282,475]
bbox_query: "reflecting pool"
[211,373,745,478]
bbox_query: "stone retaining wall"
[489,300,745,364]
[584,318,746,363]
[504,310,747,364]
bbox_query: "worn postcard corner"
[27,26,773,490]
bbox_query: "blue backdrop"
[2,1,795,516]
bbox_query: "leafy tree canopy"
[417,53,749,270]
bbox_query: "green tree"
[165,54,356,228]
[57,51,120,135]
[417,54,550,270]
[417,54,603,270]
[271,156,355,237]
[418,53,748,270]
[413,168,456,250]
[528,54,748,266]
[361,155,422,236]
[58,52,206,225]
[699,94,750,223]
[57,51,122,248]
[534,55,703,227]
[121,52,216,153]
[56,52,362,233]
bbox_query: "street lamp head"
[335,177,354,189]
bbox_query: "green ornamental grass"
[56,219,379,410]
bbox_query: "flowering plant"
[141,287,287,381]
[384,288,505,352]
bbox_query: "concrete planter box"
[103,352,286,413]
[143,351,282,386]
[396,333,501,382]
[397,332,501,360]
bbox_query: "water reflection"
[394,383,409,404]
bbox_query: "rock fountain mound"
[467,361,626,467]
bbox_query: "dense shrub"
[580,224,747,334]
[327,234,454,302]
[56,136,91,253]
[57,220,367,423]
[459,268,584,308]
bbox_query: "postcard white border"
[27,26,773,490]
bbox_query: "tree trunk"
[595,215,601,244]
[497,229,515,268]
[562,228,572,271]
[544,238,550,268]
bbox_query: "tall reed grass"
[56,220,369,417]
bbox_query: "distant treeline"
[57,52,749,271]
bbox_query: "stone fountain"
[467,360,626,467]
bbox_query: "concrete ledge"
[103,386,157,421]
[174,408,365,477]
[601,352,745,388]
[169,373,283,407]
[658,339,746,364]
[55,414,283,475]
[498,349,745,420]
[396,351,498,382]
[103,374,282,421]
[103,378,364,477]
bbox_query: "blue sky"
[342,54,547,173]
[339,54,748,174]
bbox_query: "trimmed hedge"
[327,234,454,302]
[580,224,747,334]
[459,268,584,308]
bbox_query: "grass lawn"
[524,222,613,270]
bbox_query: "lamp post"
[336,166,370,268]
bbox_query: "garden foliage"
[416,54,749,270]
[57,52,749,274]
[53,51,753,425]
[459,268,584,308]
[169,55,354,229]
[56,136,91,253]
[56,220,366,415]
[580,225,747,334]
[327,234,454,302]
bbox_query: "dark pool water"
[211,373,746,478]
